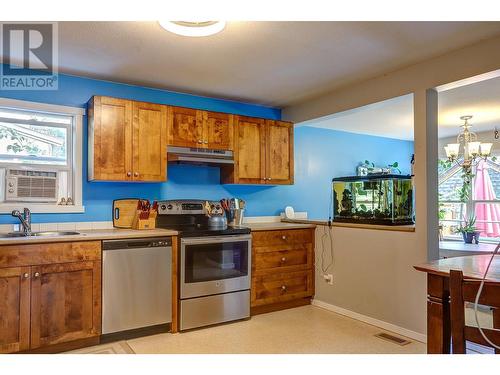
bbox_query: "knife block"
[132,211,157,230]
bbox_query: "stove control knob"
[160,204,167,210]
[167,204,173,210]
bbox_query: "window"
[0,98,84,213]
[439,157,500,242]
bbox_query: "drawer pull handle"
[281,235,287,240]
[22,272,29,279]
[33,272,40,278]
[281,257,286,263]
[281,285,287,292]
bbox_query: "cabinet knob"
[33,272,40,278]
[134,172,139,177]
[198,140,203,144]
[22,272,29,279]
[282,235,287,240]
[281,285,287,292]
[204,140,208,144]
[127,171,132,177]
[281,257,286,263]
[268,178,272,181]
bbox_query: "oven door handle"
[181,234,252,245]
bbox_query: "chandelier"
[444,115,493,170]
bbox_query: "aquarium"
[332,174,414,225]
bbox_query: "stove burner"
[155,199,250,238]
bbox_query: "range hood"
[167,146,234,165]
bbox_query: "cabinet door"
[167,106,203,148]
[203,111,233,150]
[0,267,31,353]
[91,96,133,181]
[132,101,168,181]
[266,120,294,184]
[234,116,267,184]
[30,261,101,349]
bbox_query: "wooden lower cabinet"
[0,266,31,353]
[251,228,315,315]
[0,241,101,353]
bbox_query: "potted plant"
[455,215,480,244]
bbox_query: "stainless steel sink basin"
[0,231,80,238]
[31,231,80,237]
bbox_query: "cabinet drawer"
[251,270,313,307]
[252,229,313,248]
[253,247,311,273]
[0,241,101,268]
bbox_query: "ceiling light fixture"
[444,115,493,171]
[159,21,225,37]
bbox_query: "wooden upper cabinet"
[234,116,266,184]
[132,102,167,181]
[0,267,31,353]
[89,96,132,181]
[167,107,233,150]
[167,106,202,148]
[88,96,167,182]
[30,261,101,349]
[222,116,294,185]
[266,120,294,184]
[203,111,233,150]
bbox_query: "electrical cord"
[320,186,335,274]
[473,242,500,350]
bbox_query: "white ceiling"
[18,21,500,108]
[438,75,500,138]
[298,94,414,140]
[300,74,500,141]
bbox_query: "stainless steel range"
[156,199,251,330]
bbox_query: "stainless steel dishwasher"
[102,237,172,335]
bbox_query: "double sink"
[0,231,80,238]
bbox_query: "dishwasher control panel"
[102,237,172,250]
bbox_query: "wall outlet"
[323,274,334,285]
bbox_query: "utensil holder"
[132,211,156,230]
[229,209,245,226]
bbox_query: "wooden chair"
[450,270,500,354]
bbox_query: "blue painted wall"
[0,70,413,223]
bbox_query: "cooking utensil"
[204,201,212,217]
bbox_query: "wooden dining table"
[414,254,500,354]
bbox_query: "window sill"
[0,204,85,214]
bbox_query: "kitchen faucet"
[11,208,32,235]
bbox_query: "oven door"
[180,235,251,299]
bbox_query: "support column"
[413,89,439,261]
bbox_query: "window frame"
[0,97,84,214]
[439,158,500,243]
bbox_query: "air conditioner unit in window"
[5,169,59,203]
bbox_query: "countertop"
[243,222,316,231]
[0,221,317,245]
[0,228,178,245]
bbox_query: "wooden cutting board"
[113,199,140,228]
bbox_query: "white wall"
[314,226,427,339]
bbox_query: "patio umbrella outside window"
[474,160,500,237]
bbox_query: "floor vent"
[374,332,412,346]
